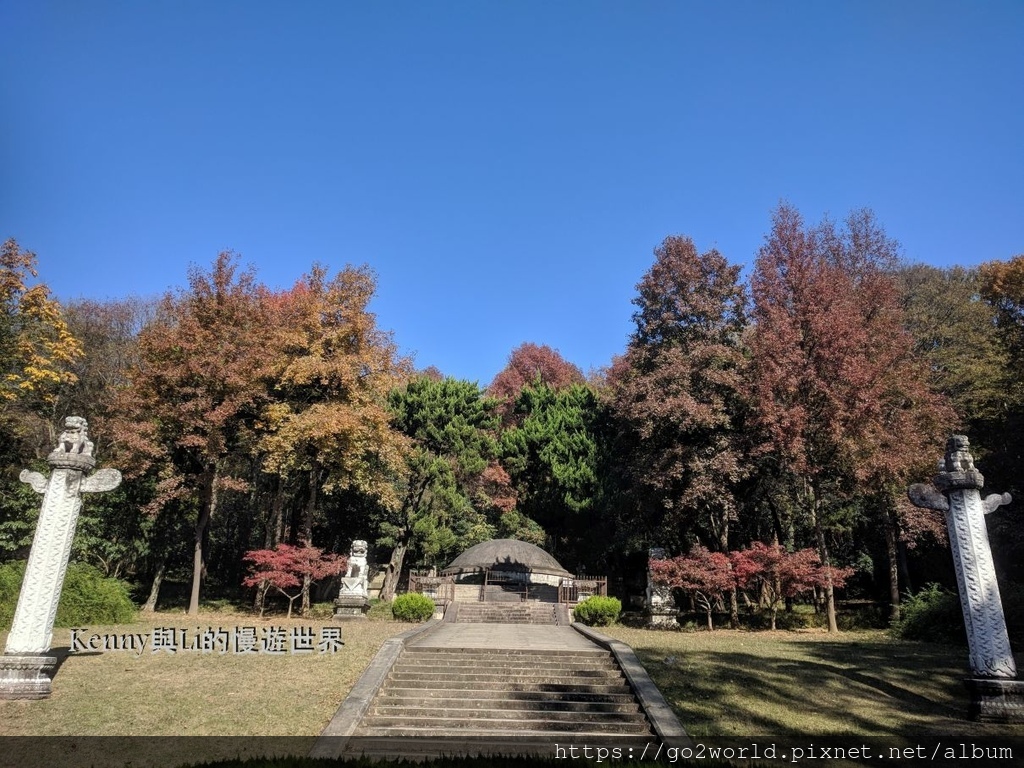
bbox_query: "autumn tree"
[0,239,82,455]
[730,542,853,630]
[610,235,749,621]
[111,253,274,614]
[899,265,1007,425]
[978,255,1024,484]
[243,544,346,618]
[0,240,83,561]
[58,297,155,426]
[649,545,734,630]
[253,264,410,613]
[749,205,952,629]
[489,343,584,421]
[379,376,506,600]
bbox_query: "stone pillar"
[908,435,1024,722]
[0,417,122,699]
[645,547,678,628]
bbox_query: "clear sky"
[3,2,1022,385]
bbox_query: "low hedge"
[572,595,621,626]
[391,592,435,622]
[0,559,137,629]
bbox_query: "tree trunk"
[188,464,219,615]
[729,589,740,629]
[807,479,839,632]
[265,477,285,549]
[143,560,166,612]
[300,468,319,616]
[380,537,408,602]
[882,503,901,623]
[717,513,740,629]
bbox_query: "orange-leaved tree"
[112,252,275,615]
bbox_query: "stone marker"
[908,435,1023,722]
[646,547,678,628]
[334,539,370,620]
[0,417,122,699]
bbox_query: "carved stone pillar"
[0,417,122,699]
[645,547,678,628]
[908,435,1024,722]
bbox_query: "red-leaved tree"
[650,545,735,630]
[488,343,584,421]
[243,544,346,618]
[730,542,853,630]
[749,204,952,630]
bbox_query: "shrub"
[573,596,621,626]
[0,560,137,629]
[890,583,965,645]
[391,592,435,622]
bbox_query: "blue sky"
[3,2,1022,385]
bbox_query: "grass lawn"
[2,613,1023,766]
[0,609,417,766]
[602,625,1024,751]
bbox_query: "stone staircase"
[455,600,561,625]
[346,644,656,757]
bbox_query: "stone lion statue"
[346,539,369,579]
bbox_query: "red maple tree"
[730,541,854,630]
[243,544,347,618]
[649,545,735,630]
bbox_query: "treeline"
[1,203,1022,624]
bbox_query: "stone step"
[455,602,558,625]
[373,679,634,694]
[349,632,658,749]
[392,656,618,671]
[376,687,640,705]
[344,735,655,756]
[371,705,646,722]
[389,669,623,683]
[359,715,652,734]
[372,697,641,713]
[404,645,608,658]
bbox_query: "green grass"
[1,609,416,739]
[4,615,1023,767]
[601,625,1024,747]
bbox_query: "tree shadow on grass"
[628,636,1024,751]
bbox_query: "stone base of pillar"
[0,654,58,700]
[965,677,1024,723]
[646,610,678,629]
[333,596,370,621]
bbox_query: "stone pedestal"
[965,678,1024,723]
[333,595,370,621]
[333,540,370,621]
[0,654,57,700]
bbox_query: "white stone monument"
[0,417,122,699]
[908,435,1023,722]
[333,539,370,620]
[646,547,678,628]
